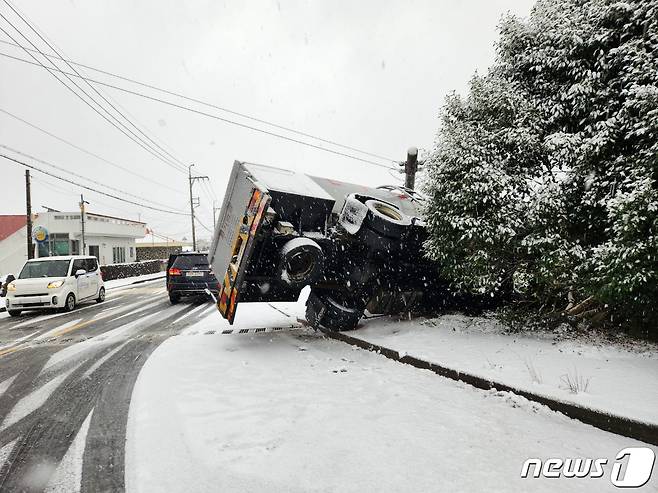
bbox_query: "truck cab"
[209,161,443,331]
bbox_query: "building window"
[129,246,134,258]
[38,233,70,257]
[70,239,80,255]
[89,245,100,261]
[112,246,126,264]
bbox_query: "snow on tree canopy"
[423,0,657,329]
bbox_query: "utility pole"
[25,170,33,259]
[80,194,89,255]
[405,147,418,190]
[188,164,209,251]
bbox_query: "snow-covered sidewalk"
[104,272,166,290]
[351,314,658,426]
[126,303,657,492]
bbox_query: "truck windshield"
[19,260,71,279]
[173,255,209,270]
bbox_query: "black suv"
[166,252,219,304]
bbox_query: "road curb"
[324,330,658,446]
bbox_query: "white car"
[5,255,105,316]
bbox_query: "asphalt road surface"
[0,279,213,492]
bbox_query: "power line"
[2,0,188,172]
[32,174,144,217]
[0,144,187,212]
[0,49,397,170]
[0,38,398,164]
[1,152,190,216]
[0,16,188,175]
[0,107,186,195]
[195,216,213,234]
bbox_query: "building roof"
[86,211,146,225]
[0,215,26,241]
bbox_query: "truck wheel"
[278,238,324,287]
[96,287,106,303]
[8,309,21,317]
[169,293,180,304]
[305,290,363,332]
[362,199,412,239]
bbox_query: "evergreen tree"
[424,0,658,328]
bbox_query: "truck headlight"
[7,282,16,291]
[47,280,65,289]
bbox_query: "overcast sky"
[0,0,535,241]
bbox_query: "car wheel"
[305,290,364,332]
[7,309,21,317]
[96,287,105,303]
[63,293,76,312]
[169,293,180,305]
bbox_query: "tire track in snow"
[44,408,93,493]
[0,286,219,490]
[172,301,211,324]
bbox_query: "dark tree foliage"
[424,0,657,330]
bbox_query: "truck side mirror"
[75,269,87,278]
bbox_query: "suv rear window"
[172,255,209,270]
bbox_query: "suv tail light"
[169,268,182,276]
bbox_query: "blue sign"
[32,226,49,243]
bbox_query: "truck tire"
[8,309,21,317]
[362,199,412,239]
[305,290,363,332]
[278,238,324,287]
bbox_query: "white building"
[0,211,146,276]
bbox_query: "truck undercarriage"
[209,161,445,332]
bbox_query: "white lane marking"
[0,438,17,469]
[35,319,83,342]
[1,364,79,430]
[44,408,93,493]
[82,341,131,379]
[0,331,40,351]
[172,303,210,324]
[0,373,18,398]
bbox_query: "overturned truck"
[209,161,443,331]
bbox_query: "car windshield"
[172,255,209,270]
[19,260,70,279]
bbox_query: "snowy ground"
[351,314,658,425]
[126,302,657,492]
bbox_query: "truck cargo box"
[209,160,440,330]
